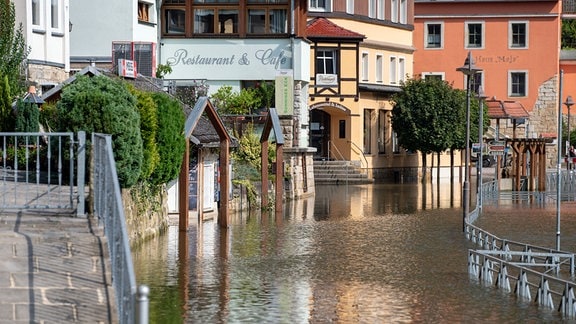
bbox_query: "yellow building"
[308,2,447,182]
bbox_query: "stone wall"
[122,185,170,246]
[28,64,69,88]
[526,76,558,168]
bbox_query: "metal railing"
[468,249,576,318]
[92,133,148,324]
[0,132,85,215]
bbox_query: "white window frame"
[399,0,407,24]
[468,71,484,94]
[32,0,45,30]
[309,0,332,12]
[465,21,485,49]
[508,70,528,97]
[368,0,376,18]
[509,21,529,49]
[422,72,445,80]
[376,54,383,83]
[362,52,369,81]
[389,56,397,84]
[347,0,354,14]
[316,49,337,74]
[398,57,405,82]
[391,0,398,23]
[377,0,385,20]
[50,0,64,33]
[424,22,443,49]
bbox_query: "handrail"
[348,140,369,169]
[92,133,149,324]
[327,140,349,184]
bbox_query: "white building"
[69,0,159,77]
[13,0,71,93]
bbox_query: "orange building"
[414,0,562,166]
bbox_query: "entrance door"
[310,110,331,159]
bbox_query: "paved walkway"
[0,210,115,323]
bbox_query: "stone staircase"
[313,160,373,184]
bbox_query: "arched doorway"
[310,109,331,159]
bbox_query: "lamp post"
[457,52,482,231]
[565,95,574,170]
[477,86,487,212]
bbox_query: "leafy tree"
[562,20,576,49]
[210,85,262,114]
[0,74,14,132]
[149,92,185,185]
[0,1,29,96]
[391,77,473,181]
[56,75,143,188]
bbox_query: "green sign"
[275,70,293,116]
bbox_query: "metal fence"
[92,133,148,324]
[0,132,85,215]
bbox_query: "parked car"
[471,154,495,167]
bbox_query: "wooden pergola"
[179,97,231,230]
[507,138,549,191]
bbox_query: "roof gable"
[306,17,365,40]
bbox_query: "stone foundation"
[122,185,170,246]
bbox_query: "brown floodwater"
[133,182,571,323]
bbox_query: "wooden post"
[275,144,283,214]
[178,140,190,232]
[261,140,269,209]
[219,139,230,228]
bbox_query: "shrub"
[127,85,160,181]
[149,92,185,185]
[56,75,143,188]
[14,99,39,133]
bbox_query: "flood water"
[132,182,573,323]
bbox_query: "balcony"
[565,0,576,15]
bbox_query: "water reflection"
[133,183,563,323]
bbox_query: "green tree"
[210,85,262,115]
[56,75,143,188]
[0,1,29,96]
[0,74,14,132]
[14,99,39,133]
[127,85,160,182]
[562,20,576,49]
[149,92,185,185]
[391,77,476,181]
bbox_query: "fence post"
[137,285,149,324]
[77,131,86,217]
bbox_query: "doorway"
[310,109,331,159]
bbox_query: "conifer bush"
[149,92,185,185]
[56,75,143,188]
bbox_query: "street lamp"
[457,52,482,231]
[564,95,574,170]
[477,86,487,212]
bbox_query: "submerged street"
[133,182,572,323]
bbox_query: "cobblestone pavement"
[0,210,115,323]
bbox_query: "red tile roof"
[485,98,529,119]
[307,17,365,40]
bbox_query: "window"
[465,22,483,49]
[364,109,373,154]
[347,0,354,14]
[392,131,400,153]
[391,0,398,23]
[509,71,527,97]
[390,56,397,84]
[339,120,346,138]
[422,72,444,81]
[510,21,528,48]
[248,8,287,34]
[376,55,383,83]
[425,23,442,49]
[377,0,384,20]
[165,9,186,34]
[32,0,43,27]
[316,49,337,74]
[310,0,331,12]
[398,57,405,82]
[51,0,59,29]
[368,0,375,18]
[164,0,288,35]
[362,53,369,81]
[378,110,387,154]
[138,2,151,23]
[399,0,407,24]
[468,72,483,94]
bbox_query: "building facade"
[308,0,425,181]
[14,0,71,93]
[414,0,562,167]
